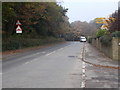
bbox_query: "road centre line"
[25,62,29,64]
[45,44,71,56]
[41,52,46,54]
[45,51,56,56]
[58,44,72,50]
[23,44,72,65]
[57,47,67,51]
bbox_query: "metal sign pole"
[16,20,22,49]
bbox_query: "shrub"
[96,29,109,38]
[112,31,120,37]
[100,35,112,46]
[2,37,64,51]
[87,36,92,43]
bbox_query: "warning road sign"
[16,25,22,33]
[16,20,21,25]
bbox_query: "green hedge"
[2,37,64,51]
[87,36,92,43]
[112,31,120,37]
[96,29,109,38]
[100,35,112,46]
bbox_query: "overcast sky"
[60,0,119,23]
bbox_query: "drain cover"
[68,56,77,58]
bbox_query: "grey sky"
[61,0,119,23]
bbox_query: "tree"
[2,2,68,38]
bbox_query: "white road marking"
[23,59,37,65]
[45,51,56,56]
[82,65,85,69]
[82,62,86,69]
[45,44,72,56]
[81,81,85,88]
[68,44,72,47]
[81,61,86,88]
[82,69,85,73]
[33,52,40,55]
[33,58,39,61]
[58,48,64,51]
[30,61,33,63]
[57,44,72,51]
[36,52,40,54]
[25,62,30,64]
[80,44,86,88]
[41,52,46,54]
[82,74,86,77]
[83,61,85,65]
[82,62,86,73]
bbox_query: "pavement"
[83,43,120,69]
[83,43,119,88]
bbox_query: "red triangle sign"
[16,25,22,33]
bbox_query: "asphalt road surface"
[2,42,119,88]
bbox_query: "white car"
[80,36,86,42]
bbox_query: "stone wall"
[119,38,120,60]
[112,38,120,60]
[91,37,120,60]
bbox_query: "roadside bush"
[100,35,112,46]
[112,31,120,37]
[87,36,92,43]
[96,29,109,38]
[2,37,64,51]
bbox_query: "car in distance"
[80,36,86,42]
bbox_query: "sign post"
[16,20,22,49]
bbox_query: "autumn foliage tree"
[95,9,118,33]
[2,2,68,38]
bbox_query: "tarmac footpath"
[81,42,120,88]
[82,42,120,70]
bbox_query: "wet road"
[2,42,119,88]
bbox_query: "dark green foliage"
[87,36,92,43]
[2,2,68,38]
[96,29,109,38]
[108,11,118,32]
[112,31,120,37]
[100,35,112,46]
[2,37,64,51]
[2,2,68,51]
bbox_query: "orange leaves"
[95,17,116,30]
[95,17,116,24]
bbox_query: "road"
[2,42,119,88]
